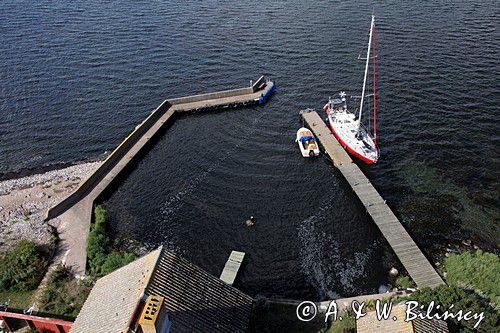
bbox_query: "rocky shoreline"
[0,162,101,254]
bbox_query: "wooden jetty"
[46,77,274,276]
[301,110,444,289]
[220,251,245,285]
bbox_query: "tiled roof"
[145,250,253,333]
[70,247,253,333]
[356,304,448,333]
[356,304,413,333]
[413,313,449,333]
[69,248,161,333]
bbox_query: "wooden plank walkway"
[302,111,444,289]
[220,251,245,285]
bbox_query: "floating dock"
[46,77,274,276]
[220,251,245,285]
[301,110,444,289]
[170,76,275,113]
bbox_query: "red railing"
[0,310,73,333]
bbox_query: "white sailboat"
[324,15,379,165]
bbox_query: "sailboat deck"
[302,110,444,289]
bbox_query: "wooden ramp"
[302,111,444,289]
[220,251,245,285]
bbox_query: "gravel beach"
[0,162,101,254]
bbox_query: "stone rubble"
[0,162,101,254]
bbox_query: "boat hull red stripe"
[328,121,376,165]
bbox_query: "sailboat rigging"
[324,15,379,165]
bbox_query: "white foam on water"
[298,198,379,299]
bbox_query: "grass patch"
[87,205,136,277]
[398,251,500,332]
[322,315,356,333]
[38,266,92,317]
[0,240,48,292]
[0,289,34,309]
[395,276,415,290]
[444,250,499,307]
[402,285,499,332]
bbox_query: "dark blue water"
[1,1,498,300]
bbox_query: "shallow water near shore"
[1,1,499,299]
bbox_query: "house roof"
[356,304,414,333]
[70,247,253,333]
[412,312,449,333]
[70,248,161,333]
[356,304,448,333]
[145,250,253,333]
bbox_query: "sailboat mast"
[373,20,377,146]
[357,15,375,133]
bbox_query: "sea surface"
[1,1,498,300]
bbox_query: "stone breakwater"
[0,162,101,254]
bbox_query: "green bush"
[87,230,109,275]
[87,205,136,277]
[444,250,499,306]
[399,250,500,332]
[94,205,107,227]
[404,285,499,332]
[0,240,48,291]
[364,297,393,311]
[39,266,92,317]
[99,252,136,276]
[396,276,415,290]
[322,315,355,333]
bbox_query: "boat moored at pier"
[324,15,379,165]
[296,127,320,157]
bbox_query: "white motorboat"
[296,127,320,157]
